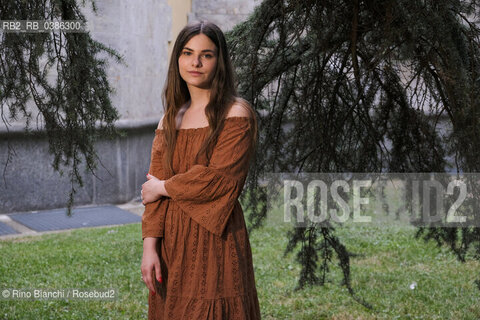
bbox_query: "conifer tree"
[228,0,480,305]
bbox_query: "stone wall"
[189,0,259,31]
[0,126,153,213]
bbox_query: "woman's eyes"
[182,51,213,58]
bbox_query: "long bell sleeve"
[163,117,254,237]
[141,129,170,240]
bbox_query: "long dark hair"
[161,20,257,174]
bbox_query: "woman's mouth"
[188,71,203,76]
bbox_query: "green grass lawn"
[1,207,479,319]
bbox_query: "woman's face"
[178,33,218,90]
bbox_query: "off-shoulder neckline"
[154,116,251,134]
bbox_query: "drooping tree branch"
[0,0,125,214]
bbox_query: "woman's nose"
[191,55,202,67]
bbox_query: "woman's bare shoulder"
[157,114,165,130]
[226,98,253,118]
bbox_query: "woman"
[140,20,261,319]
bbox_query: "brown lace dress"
[141,116,261,319]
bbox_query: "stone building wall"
[189,0,258,31]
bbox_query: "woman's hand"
[141,238,163,295]
[141,173,165,205]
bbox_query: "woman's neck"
[187,85,211,111]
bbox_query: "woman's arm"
[141,114,169,239]
[141,174,170,205]
[141,237,162,295]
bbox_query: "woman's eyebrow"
[183,47,216,53]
